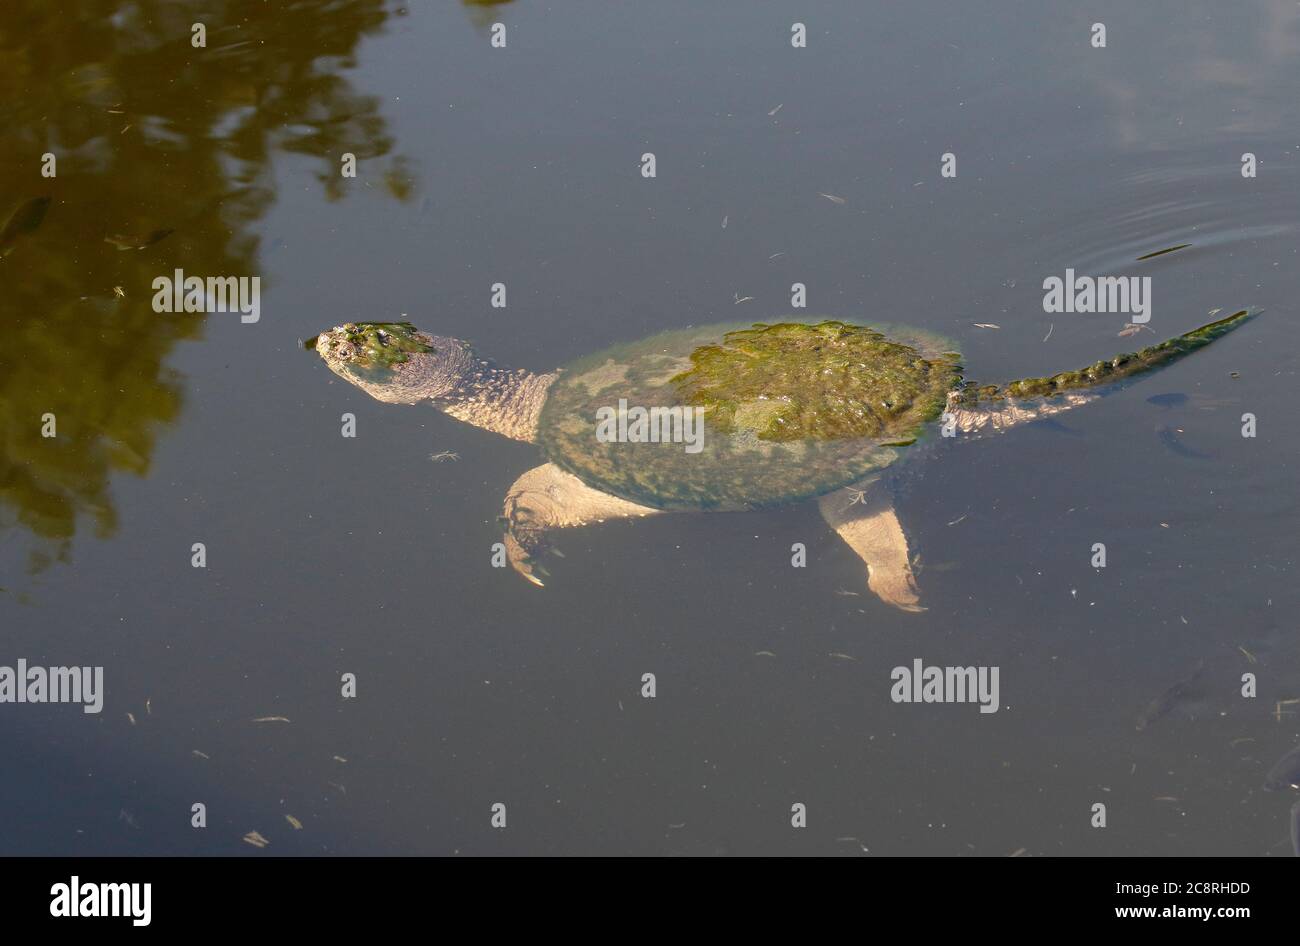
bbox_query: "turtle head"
[310,321,476,404]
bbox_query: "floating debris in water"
[429,451,459,463]
[721,215,728,229]
[192,750,210,760]
[829,652,857,661]
[972,323,1000,330]
[1291,800,1300,856]
[818,193,846,205]
[104,228,173,251]
[733,292,754,304]
[753,650,776,657]
[1042,323,1053,342]
[333,755,348,763]
[1157,426,1214,460]
[768,104,783,117]
[1136,243,1192,261]
[243,830,269,848]
[1136,660,1205,731]
[285,815,303,830]
[119,809,139,829]
[251,716,291,723]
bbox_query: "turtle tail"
[960,308,1260,404]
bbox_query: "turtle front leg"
[818,476,924,612]
[501,463,662,586]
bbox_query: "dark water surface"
[1,1,1298,855]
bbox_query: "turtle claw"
[504,530,550,587]
[867,565,925,613]
[500,462,660,587]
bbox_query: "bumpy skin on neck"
[316,327,557,443]
[438,365,557,443]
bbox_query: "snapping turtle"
[312,310,1257,610]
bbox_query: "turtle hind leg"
[818,477,924,612]
[501,463,662,586]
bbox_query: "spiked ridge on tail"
[958,308,1260,405]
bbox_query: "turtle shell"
[536,320,963,511]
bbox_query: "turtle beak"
[306,327,343,354]
[311,328,354,372]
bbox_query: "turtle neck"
[436,363,558,443]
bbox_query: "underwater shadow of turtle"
[310,310,1260,612]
